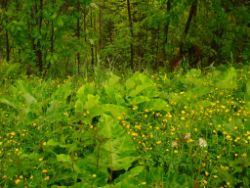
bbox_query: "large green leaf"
[215,67,238,89]
[98,115,139,171]
[143,99,171,112]
[125,73,158,97]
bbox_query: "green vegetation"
[0,65,250,187]
[0,0,250,187]
[0,0,249,74]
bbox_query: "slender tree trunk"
[163,0,172,59]
[76,0,81,74]
[164,0,172,46]
[33,0,43,73]
[2,0,10,62]
[183,0,197,39]
[126,0,134,69]
[5,31,10,62]
[83,6,87,42]
[169,0,198,70]
[44,0,55,76]
[98,0,104,49]
[90,10,94,69]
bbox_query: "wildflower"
[213,175,218,179]
[10,132,16,137]
[135,124,141,130]
[42,169,48,174]
[199,138,207,148]
[202,179,208,185]
[171,140,178,148]
[205,171,209,176]
[156,141,162,145]
[141,181,147,185]
[183,133,191,140]
[131,132,138,137]
[14,179,21,185]
[44,176,50,181]
[225,135,232,141]
[92,174,97,178]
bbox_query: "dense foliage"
[0,0,250,187]
[0,64,249,187]
[0,0,250,75]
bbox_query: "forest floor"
[0,65,250,188]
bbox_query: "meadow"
[0,64,250,188]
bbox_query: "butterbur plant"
[0,67,250,187]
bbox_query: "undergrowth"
[0,65,250,188]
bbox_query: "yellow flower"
[141,182,147,185]
[10,132,16,137]
[131,132,138,137]
[213,175,218,179]
[39,157,43,161]
[156,141,162,145]
[225,135,232,141]
[42,169,48,174]
[44,176,50,181]
[202,179,208,185]
[135,124,142,130]
[14,179,21,185]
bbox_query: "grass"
[0,64,249,188]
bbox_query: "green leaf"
[0,97,17,109]
[103,104,127,118]
[126,73,157,97]
[56,154,72,163]
[215,67,237,89]
[98,115,139,171]
[143,99,170,111]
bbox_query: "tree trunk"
[126,0,134,69]
[169,0,198,70]
[76,0,81,74]
[90,10,95,69]
[5,31,10,62]
[3,0,10,62]
[98,0,104,49]
[164,0,172,47]
[83,5,87,42]
[33,0,43,73]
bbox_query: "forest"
[0,0,250,188]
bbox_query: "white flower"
[183,133,191,140]
[171,140,178,148]
[199,138,207,148]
